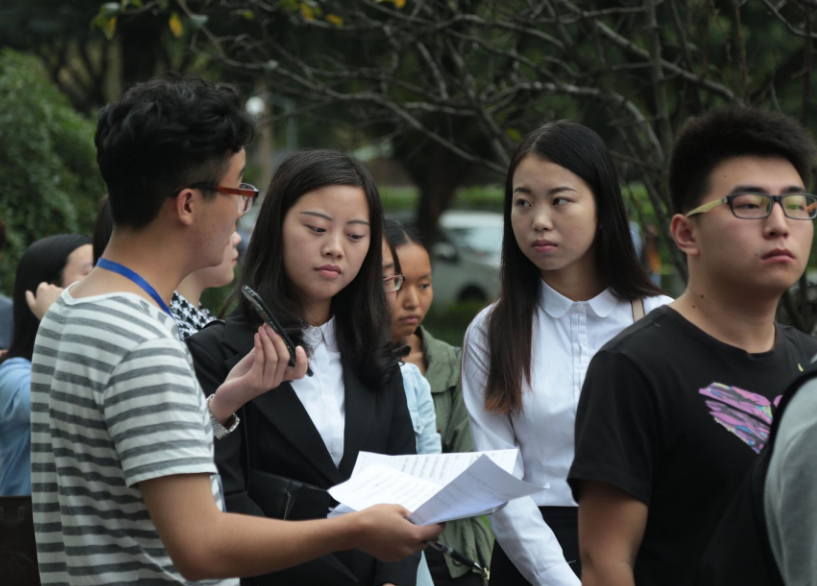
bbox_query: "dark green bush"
[423,300,487,348]
[0,49,103,295]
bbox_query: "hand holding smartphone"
[242,285,313,377]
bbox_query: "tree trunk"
[393,135,474,245]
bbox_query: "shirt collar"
[539,280,619,319]
[303,316,339,353]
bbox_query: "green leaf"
[91,13,117,40]
[231,9,255,21]
[189,14,209,29]
[279,0,299,12]
[99,2,120,17]
[301,3,315,20]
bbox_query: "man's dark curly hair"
[669,107,817,215]
[95,76,256,229]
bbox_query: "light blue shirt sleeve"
[400,362,442,455]
[0,357,32,427]
[0,357,33,495]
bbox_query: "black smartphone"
[242,285,313,377]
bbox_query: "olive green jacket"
[418,326,494,580]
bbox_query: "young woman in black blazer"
[188,149,418,586]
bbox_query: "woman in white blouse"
[461,121,672,586]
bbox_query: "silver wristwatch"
[205,395,240,439]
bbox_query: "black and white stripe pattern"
[30,291,236,585]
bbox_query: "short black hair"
[95,76,256,229]
[669,108,817,215]
[92,196,113,265]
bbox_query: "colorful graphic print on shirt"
[699,383,782,454]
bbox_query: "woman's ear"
[670,213,700,258]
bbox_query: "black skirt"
[488,506,580,585]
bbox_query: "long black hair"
[485,120,662,414]
[2,234,92,364]
[230,149,404,389]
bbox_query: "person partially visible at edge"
[93,195,241,340]
[568,108,817,586]
[0,219,13,350]
[460,121,670,586]
[172,230,241,339]
[385,219,495,586]
[187,148,429,586]
[0,234,92,496]
[382,234,441,586]
[29,77,442,586]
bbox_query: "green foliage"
[380,185,504,214]
[0,49,104,295]
[424,301,486,347]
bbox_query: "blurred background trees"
[0,49,104,292]
[2,0,817,335]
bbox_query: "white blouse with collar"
[461,281,672,585]
[290,317,346,468]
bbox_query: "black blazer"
[187,313,419,586]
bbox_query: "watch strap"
[205,394,240,439]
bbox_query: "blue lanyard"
[97,258,174,318]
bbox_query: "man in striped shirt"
[30,77,442,586]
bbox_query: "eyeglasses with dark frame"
[171,183,260,214]
[686,193,817,220]
[383,274,404,293]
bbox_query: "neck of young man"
[540,251,605,302]
[74,230,193,310]
[671,274,781,354]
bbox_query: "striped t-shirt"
[30,289,237,585]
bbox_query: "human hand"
[351,504,444,563]
[209,324,309,423]
[25,282,63,321]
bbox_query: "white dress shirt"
[462,281,672,585]
[290,317,346,468]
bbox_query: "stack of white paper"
[328,450,544,526]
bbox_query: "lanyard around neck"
[96,258,173,318]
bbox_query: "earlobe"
[670,214,700,257]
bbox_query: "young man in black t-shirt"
[567,108,817,586]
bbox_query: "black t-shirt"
[567,305,817,586]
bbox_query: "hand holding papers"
[328,450,544,526]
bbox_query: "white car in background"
[430,211,503,304]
